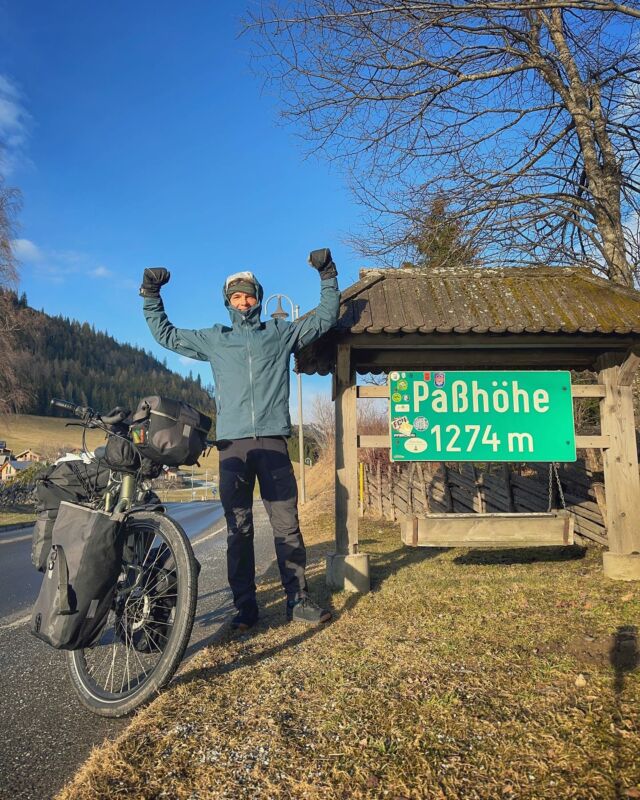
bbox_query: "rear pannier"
[30,502,123,650]
[130,396,212,467]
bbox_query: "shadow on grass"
[453,544,587,566]
[610,625,639,800]
[368,543,447,590]
[178,527,447,677]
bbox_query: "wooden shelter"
[296,266,640,590]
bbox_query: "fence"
[362,452,607,546]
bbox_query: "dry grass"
[57,456,639,800]
[0,413,108,456]
[0,507,35,528]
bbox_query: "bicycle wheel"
[65,511,198,717]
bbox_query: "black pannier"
[30,501,123,650]
[32,460,111,572]
[104,435,141,473]
[31,509,58,573]
[130,396,212,467]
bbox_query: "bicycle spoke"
[122,618,131,694]
[136,621,170,643]
[106,640,118,694]
[142,570,177,597]
[87,630,114,678]
[129,641,151,682]
[141,540,168,575]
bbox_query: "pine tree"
[405,196,479,271]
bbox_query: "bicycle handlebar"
[50,398,80,415]
[50,398,129,427]
[101,409,130,426]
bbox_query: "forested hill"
[10,293,215,418]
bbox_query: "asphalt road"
[0,502,278,800]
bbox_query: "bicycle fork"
[104,473,136,513]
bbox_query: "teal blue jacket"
[142,275,340,440]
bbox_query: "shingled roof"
[296,266,640,375]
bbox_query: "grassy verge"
[59,511,638,800]
[0,507,35,529]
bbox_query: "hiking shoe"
[286,593,332,625]
[231,603,259,632]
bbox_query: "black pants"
[218,437,307,610]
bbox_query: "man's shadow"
[610,625,638,799]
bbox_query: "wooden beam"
[356,385,388,398]
[575,435,610,449]
[571,384,606,398]
[598,364,640,554]
[358,435,389,449]
[400,512,574,548]
[353,349,604,371]
[618,348,640,386]
[346,332,640,351]
[335,344,359,555]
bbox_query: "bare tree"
[249,1,640,285]
[310,390,390,465]
[310,392,336,453]
[357,397,390,466]
[0,177,29,413]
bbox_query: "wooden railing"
[362,456,607,546]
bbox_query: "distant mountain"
[8,291,215,418]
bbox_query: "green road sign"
[389,371,576,462]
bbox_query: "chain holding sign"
[389,371,576,463]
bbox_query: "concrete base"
[326,552,371,593]
[603,552,640,581]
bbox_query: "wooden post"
[598,358,640,580]
[443,465,454,512]
[376,460,383,517]
[327,344,370,593]
[417,463,430,512]
[408,462,416,516]
[335,344,358,555]
[501,464,515,512]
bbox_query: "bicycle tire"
[65,511,198,717]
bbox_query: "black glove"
[308,248,338,279]
[140,267,171,298]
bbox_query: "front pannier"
[32,460,111,572]
[30,502,123,650]
[31,509,58,572]
[130,396,212,467]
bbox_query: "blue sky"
[0,0,369,417]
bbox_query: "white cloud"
[12,238,44,263]
[179,356,197,365]
[0,74,29,176]
[11,237,119,284]
[90,266,113,279]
